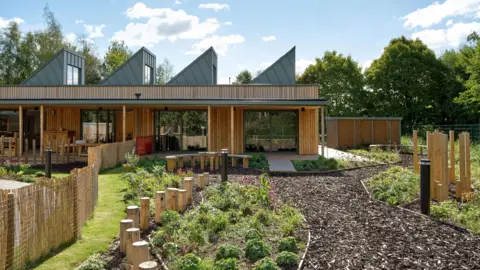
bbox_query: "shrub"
[216,244,241,260]
[275,251,298,267]
[177,253,202,270]
[245,228,262,241]
[250,153,269,170]
[75,254,106,270]
[368,166,419,205]
[161,210,182,235]
[254,257,278,270]
[214,258,238,270]
[278,237,297,252]
[152,229,167,247]
[245,239,270,261]
[253,209,272,226]
[349,148,401,164]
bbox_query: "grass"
[347,148,401,164]
[292,156,375,171]
[431,196,480,234]
[367,166,419,205]
[36,167,126,270]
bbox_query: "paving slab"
[268,159,296,172]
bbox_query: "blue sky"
[2,0,480,83]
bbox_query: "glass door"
[81,109,115,143]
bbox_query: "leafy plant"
[348,148,401,164]
[278,237,297,252]
[216,244,241,260]
[245,228,262,241]
[75,254,106,270]
[177,253,202,270]
[368,166,419,205]
[250,153,269,170]
[275,251,298,267]
[214,258,238,270]
[123,149,139,172]
[257,174,272,207]
[254,257,278,270]
[245,239,270,262]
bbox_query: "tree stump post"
[132,240,149,270]
[166,188,178,211]
[140,197,150,230]
[139,261,158,270]
[126,228,141,266]
[203,172,210,185]
[184,177,193,206]
[178,189,186,212]
[120,219,134,254]
[127,206,140,228]
[197,174,204,188]
[155,191,165,223]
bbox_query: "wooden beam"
[40,105,44,157]
[207,106,212,152]
[321,106,325,157]
[230,106,234,153]
[19,105,23,155]
[123,105,126,142]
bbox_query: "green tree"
[297,51,366,116]
[17,32,40,82]
[102,40,132,77]
[156,57,174,84]
[77,36,102,84]
[0,22,22,84]
[234,70,252,84]
[35,4,67,63]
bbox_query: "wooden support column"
[231,106,235,154]
[208,106,212,151]
[19,105,23,155]
[449,130,455,183]
[123,105,127,142]
[321,106,325,157]
[40,105,44,157]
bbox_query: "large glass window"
[67,65,80,85]
[81,109,115,143]
[244,111,298,152]
[144,65,153,84]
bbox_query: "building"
[0,46,327,156]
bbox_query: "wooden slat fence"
[0,140,135,269]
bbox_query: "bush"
[214,258,238,270]
[216,244,241,260]
[245,228,262,241]
[253,209,272,226]
[275,251,298,267]
[250,153,269,170]
[75,254,106,270]
[161,210,182,235]
[254,257,279,270]
[349,148,401,164]
[177,253,202,270]
[368,166,419,205]
[278,237,297,252]
[245,239,270,262]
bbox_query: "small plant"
[123,149,139,171]
[278,237,297,252]
[253,209,272,226]
[177,253,202,270]
[161,210,182,235]
[216,244,241,260]
[368,166,419,205]
[257,174,272,207]
[75,254,106,270]
[245,228,262,241]
[254,257,278,270]
[250,153,269,170]
[275,251,298,267]
[245,239,270,262]
[214,258,238,270]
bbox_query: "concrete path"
[0,179,31,190]
[268,159,297,172]
[321,146,369,162]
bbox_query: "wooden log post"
[120,219,134,254]
[126,228,141,266]
[184,177,193,206]
[166,156,176,172]
[178,189,186,212]
[413,130,419,174]
[166,188,178,211]
[210,154,215,171]
[33,139,36,166]
[139,261,158,270]
[200,153,205,170]
[465,132,471,194]
[459,133,466,197]
[427,132,435,200]
[127,206,140,228]
[140,197,150,230]
[449,131,455,184]
[203,172,210,185]
[439,134,448,202]
[155,191,165,224]
[197,174,205,188]
[243,157,249,169]
[132,241,149,270]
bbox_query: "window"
[144,65,153,84]
[213,65,217,84]
[67,65,80,85]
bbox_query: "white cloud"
[362,60,373,72]
[224,21,232,26]
[84,24,106,39]
[411,21,480,49]
[446,19,454,26]
[262,36,276,42]
[75,20,83,24]
[0,17,24,28]
[198,3,230,11]
[186,34,245,56]
[113,2,222,46]
[403,0,480,28]
[65,33,78,44]
[296,59,315,74]
[218,77,230,84]
[175,0,182,4]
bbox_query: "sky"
[1,0,480,83]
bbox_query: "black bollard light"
[420,159,431,215]
[45,147,52,179]
[221,148,228,182]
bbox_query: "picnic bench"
[166,152,252,172]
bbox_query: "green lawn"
[36,167,125,270]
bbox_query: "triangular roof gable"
[251,46,296,85]
[99,47,156,85]
[167,47,217,85]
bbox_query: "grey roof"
[167,47,218,85]
[100,47,156,85]
[251,46,296,85]
[22,48,86,86]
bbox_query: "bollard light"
[420,159,431,215]
[45,147,52,178]
[221,149,228,182]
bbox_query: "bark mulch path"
[271,166,480,269]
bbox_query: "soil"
[30,162,87,174]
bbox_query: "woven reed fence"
[0,140,134,270]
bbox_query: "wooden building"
[0,47,327,156]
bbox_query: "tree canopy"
[156,58,174,84]
[101,40,132,78]
[234,70,253,84]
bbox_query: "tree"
[234,70,252,84]
[35,4,67,63]
[297,51,366,116]
[102,40,132,77]
[365,36,457,131]
[17,32,39,82]
[156,58,174,84]
[0,22,22,84]
[77,36,102,84]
